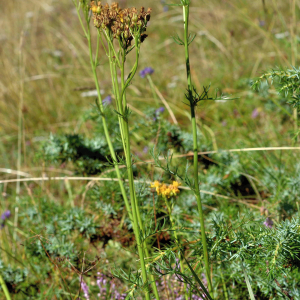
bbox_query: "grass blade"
[241,262,256,300]
[0,273,12,300]
[182,253,213,300]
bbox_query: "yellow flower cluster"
[150,180,180,199]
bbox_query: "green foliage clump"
[253,67,300,110]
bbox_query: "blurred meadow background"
[1,0,300,299]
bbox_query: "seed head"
[90,2,152,49]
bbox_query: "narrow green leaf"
[182,254,213,300]
[0,273,12,300]
[241,262,256,300]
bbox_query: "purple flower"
[259,20,265,27]
[80,277,90,300]
[153,107,165,121]
[97,272,110,297]
[1,210,11,228]
[156,107,165,114]
[143,146,149,153]
[1,210,11,220]
[263,217,273,228]
[103,95,112,105]
[139,67,154,78]
[251,108,259,119]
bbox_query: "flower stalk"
[182,2,212,293]
[76,1,160,298]
[81,6,133,224]
[116,27,161,300]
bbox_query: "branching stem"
[182,3,212,293]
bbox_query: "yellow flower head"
[150,180,180,199]
[150,180,160,188]
[150,180,161,194]
[172,181,180,188]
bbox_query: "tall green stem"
[77,4,158,297]
[123,121,150,300]
[119,43,160,300]
[107,41,127,154]
[86,26,133,223]
[182,4,212,293]
[75,4,132,222]
[108,42,159,300]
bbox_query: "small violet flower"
[153,107,165,121]
[251,108,260,119]
[139,67,154,78]
[80,277,90,300]
[143,146,149,153]
[156,107,165,114]
[1,210,11,229]
[1,210,11,220]
[263,217,273,228]
[102,95,112,105]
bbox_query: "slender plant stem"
[152,193,160,249]
[95,30,101,66]
[123,121,150,300]
[220,268,229,300]
[182,3,212,293]
[0,273,11,300]
[103,29,121,68]
[119,46,139,110]
[108,42,127,155]
[165,199,188,300]
[119,43,161,300]
[77,4,157,298]
[85,25,133,222]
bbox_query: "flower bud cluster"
[90,2,151,48]
[150,181,181,199]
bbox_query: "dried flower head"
[90,2,151,49]
[150,181,181,199]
